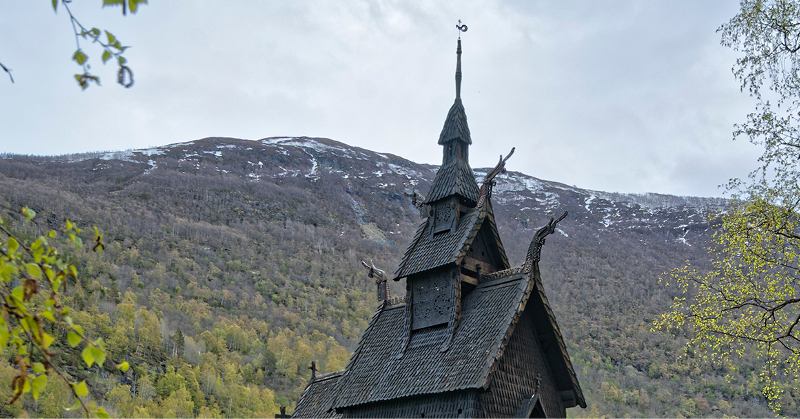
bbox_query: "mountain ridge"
[0,136,778,417]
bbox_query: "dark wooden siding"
[481,308,565,418]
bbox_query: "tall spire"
[455,19,467,99]
[456,39,462,99]
[424,21,479,206]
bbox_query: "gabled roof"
[326,263,585,411]
[515,393,543,418]
[423,158,480,204]
[329,273,534,409]
[293,370,343,418]
[484,264,586,409]
[394,202,507,279]
[438,98,472,145]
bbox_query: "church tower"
[393,38,509,348]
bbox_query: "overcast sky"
[0,1,761,197]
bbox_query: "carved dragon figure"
[404,189,428,219]
[524,211,568,271]
[361,260,391,301]
[476,147,515,208]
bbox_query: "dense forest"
[0,136,786,417]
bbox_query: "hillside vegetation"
[0,136,783,417]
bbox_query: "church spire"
[424,23,479,208]
[456,39,462,99]
[455,19,467,99]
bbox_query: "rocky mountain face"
[0,136,775,417]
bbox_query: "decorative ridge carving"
[480,265,526,281]
[404,189,427,219]
[476,147,515,208]
[524,211,568,271]
[361,260,390,301]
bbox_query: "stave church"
[293,31,586,419]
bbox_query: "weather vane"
[456,19,468,39]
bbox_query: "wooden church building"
[293,35,586,419]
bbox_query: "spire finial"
[456,19,468,40]
[455,20,467,99]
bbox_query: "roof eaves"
[327,300,391,411]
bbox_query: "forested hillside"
[0,136,783,417]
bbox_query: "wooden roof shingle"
[438,98,472,145]
[423,158,480,204]
[394,207,482,279]
[293,370,344,418]
[330,273,532,409]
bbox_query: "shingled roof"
[394,202,507,279]
[438,98,472,145]
[423,158,480,204]
[327,265,585,410]
[293,371,343,418]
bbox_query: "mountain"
[0,136,778,417]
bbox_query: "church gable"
[481,303,565,418]
[457,205,509,280]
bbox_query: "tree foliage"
[0,1,147,88]
[0,205,125,417]
[656,0,800,412]
[51,0,147,89]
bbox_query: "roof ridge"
[312,370,344,382]
[481,265,527,281]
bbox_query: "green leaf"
[81,346,94,367]
[74,380,88,397]
[118,56,126,65]
[97,407,110,418]
[102,50,112,64]
[105,31,116,46]
[68,332,81,347]
[64,400,82,411]
[40,310,54,323]
[91,346,106,367]
[31,374,47,401]
[51,0,57,12]
[11,286,23,303]
[128,0,146,14]
[32,247,43,264]
[72,49,88,66]
[41,333,55,349]
[22,207,35,221]
[7,237,18,255]
[32,362,45,374]
[91,28,100,37]
[119,361,130,372]
[25,263,42,280]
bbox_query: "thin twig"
[0,62,13,83]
